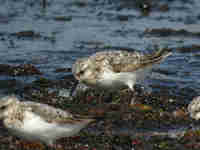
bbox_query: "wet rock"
[0,64,42,76]
[137,0,152,15]
[176,45,200,53]
[32,77,52,87]
[116,15,129,21]
[54,68,72,73]
[9,30,55,41]
[53,16,72,22]
[72,1,87,7]
[144,28,200,37]
[158,4,169,12]
[16,76,76,105]
[10,31,41,38]
[181,130,200,149]
[0,79,24,94]
[1,76,198,150]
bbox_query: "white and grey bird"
[72,48,172,92]
[188,96,200,120]
[0,95,94,146]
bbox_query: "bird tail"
[140,47,172,67]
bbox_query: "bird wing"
[24,102,91,125]
[91,48,171,73]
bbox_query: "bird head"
[72,57,96,83]
[0,95,19,119]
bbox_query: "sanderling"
[72,48,172,93]
[188,96,200,120]
[0,95,94,146]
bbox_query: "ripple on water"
[0,0,199,98]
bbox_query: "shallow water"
[0,0,200,100]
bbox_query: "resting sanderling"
[72,48,172,93]
[0,95,94,146]
[188,96,200,120]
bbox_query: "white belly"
[98,69,150,90]
[11,111,82,144]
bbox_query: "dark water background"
[0,0,200,101]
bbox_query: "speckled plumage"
[188,96,200,120]
[0,95,94,145]
[72,48,172,91]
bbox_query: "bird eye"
[79,70,84,75]
[0,105,6,110]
